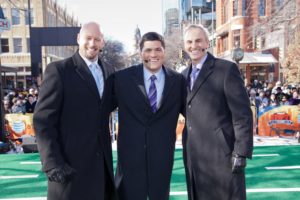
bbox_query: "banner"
[258,105,300,136]
[5,113,35,140]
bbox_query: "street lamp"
[206,0,214,48]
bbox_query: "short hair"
[184,24,210,42]
[139,32,165,51]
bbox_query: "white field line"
[0,175,39,179]
[0,198,46,200]
[253,154,280,157]
[170,188,300,195]
[0,188,300,199]
[247,188,300,192]
[266,166,300,170]
[20,162,41,165]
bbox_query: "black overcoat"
[105,64,186,200]
[33,51,115,200]
[182,53,253,200]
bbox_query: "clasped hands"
[46,164,76,184]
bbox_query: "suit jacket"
[182,53,253,200]
[33,51,115,200]
[104,64,186,200]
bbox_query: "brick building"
[0,0,78,89]
[215,0,299,84]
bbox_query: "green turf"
[0,146,300,199]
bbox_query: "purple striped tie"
[148,75,157,113]
[190,67,200,90]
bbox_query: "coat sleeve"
[33,63,65,172]
[223,63,253,158]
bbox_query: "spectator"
[275,87,285,102]
[25,94,36,113]
[280,95,289,106]
[11,98,26,114]
[289,91,300,105]
[269,93,278,107]
[3,99,12,114]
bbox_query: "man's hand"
[46,164,76,183]
[231,154,246,173]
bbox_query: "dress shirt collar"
[79,53,99,68]
[143,66,164,83]
[192,53,208,70]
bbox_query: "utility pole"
[0,6,10,142]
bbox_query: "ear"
[77,34,80,45]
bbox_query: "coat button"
[144,145,147,149]
[188,104,191,108]
[189,126,192,131]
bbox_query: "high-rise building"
[162,0,180,36]
[0,0,78,89]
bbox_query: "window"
[258,0,265,16]
[11,8,20,25]
[273,0,283,13]
[222,35,228,52]
[1,38,9,53]
[242,0,247,16]
[222,0,228,24]
[233,0,239,16]
[232,30,240,48]
[13,38,22,53]
[1,8,7,18]
[25,8,34,25]
[27,38,30,53]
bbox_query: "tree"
[100,38,129,70]
[283,30,300,83]
[164,29,186,71]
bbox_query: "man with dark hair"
[33,22,115,200]
[103,32,186,200]
[182,24,253,200]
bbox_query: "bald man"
[33,22,116,200]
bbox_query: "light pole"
[206,0,214,48]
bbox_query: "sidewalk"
[253,135,300,146]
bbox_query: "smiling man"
[181,24,253,200]
[33,22,116,200]
[103,32,186,200]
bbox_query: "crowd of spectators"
[247,80,300,113]
[2,88,38,114]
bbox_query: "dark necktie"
[148,75,157,113]
[190,67,200,90]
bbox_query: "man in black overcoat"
[182,24,253,200]
[103,32,186,200]
[33,22,115,200]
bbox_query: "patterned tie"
[148,75,157,113]
[90,63,103,97]
[190,67,200,90]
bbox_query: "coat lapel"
[187,53,215,103]
[72,51,101,100]
[132,64,150,106]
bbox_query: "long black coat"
[104,64,186,200]
[33,51,115,200]
[182,53,253,200]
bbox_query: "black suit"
[104,64,186,200]
[182,53,253,200]
[33,51,115,200]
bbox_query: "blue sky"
[57,0,166,53]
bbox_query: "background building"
[0,0,78,90]
[215,0,299,84]
[162,0,180,36]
